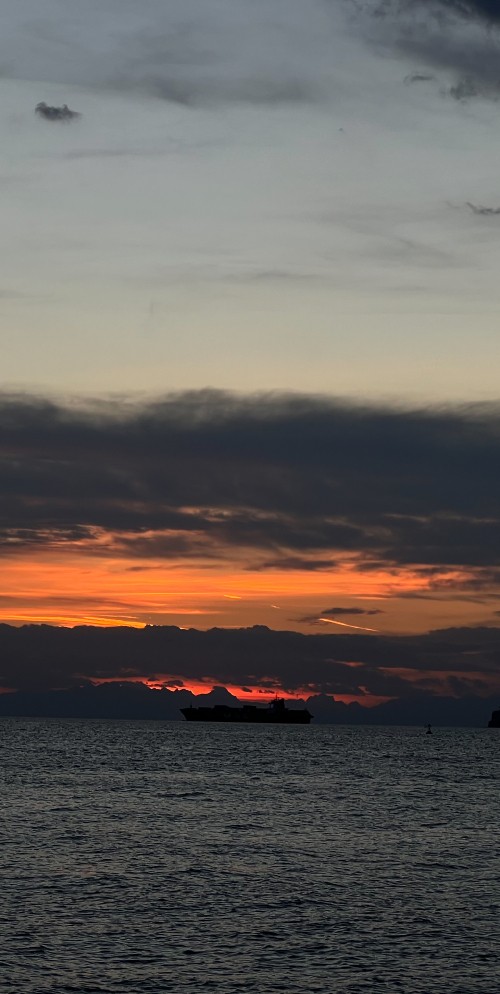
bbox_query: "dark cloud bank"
[8,0,500,109]
[0,622,499,726]
[0,625,500,726]
[6,0,500,111]
[369,0,500,97]
[2,389,500,573]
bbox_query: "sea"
[1,720,499,994]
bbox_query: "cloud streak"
[318,617,380,632]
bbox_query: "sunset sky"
[2,0,500,701]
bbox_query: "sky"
[2,0,500,702]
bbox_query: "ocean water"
[0,720,499,994]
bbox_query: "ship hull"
[181,705,312,724]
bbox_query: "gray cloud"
[403,71,436,83]
[35,101,81,121]
[448,75,481,99]
[365,0,500,97]
[2,390,500,579]
[416,1,500,23]
[467,202,500,215]
[5,0,500,117]
[0,0,339,107]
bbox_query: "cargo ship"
[181,697,312,724]
[488,709,500,727]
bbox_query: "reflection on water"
[1,720,499,993]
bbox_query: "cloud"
[35,102,81,122]
[320,606,384,616]
[11,0,500,110]
[467,202,500,215]
[0,0,342,107]
[298,606,384,624]
[427,1,500,24]
[254,556,338,572]
[2,621,500,699]
[364,0,500,98]
[2,389,500,579]
[380,0,500,26]
[22,0,490,120]
[448,75,481,99]
[403,72,436,84]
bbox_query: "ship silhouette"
[181,696,312,724]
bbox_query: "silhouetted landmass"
[0,681,496,726]
[0,622,498,725]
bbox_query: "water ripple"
[0,720,499,993]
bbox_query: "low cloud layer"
[2,390,500,583]
[1,621,500,700]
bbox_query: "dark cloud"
[426,1,500,23]
[448,75,481,99]
[35,102,81,122]
[298,606,384,623]
[403,71,436,83]
[1,621,500,699]
[467,202,500,216]
[320,606,384,616]
[380,1,500,24]
[7,0,500,111]
[367,0,500,97]
[2,390,500,576]
[253,557,338,572]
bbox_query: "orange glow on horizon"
[89,676,390,708]
[0,544,493,645]
[2,543,499,701]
